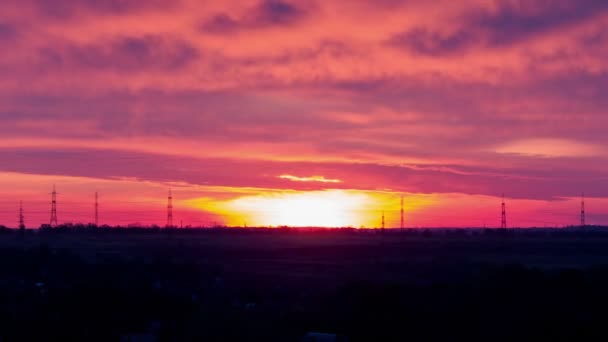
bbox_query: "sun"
[186,189,434,228]
[218,190,375,227]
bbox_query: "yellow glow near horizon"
[187,190,436,228]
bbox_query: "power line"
[400,195,404,229]
[167,189,173,228]
[0,187,602,228]
[50,185,58,227]
[95,191,99,226]
[581,193,586,227]
[19,201,25,230]
[501,194,507,229]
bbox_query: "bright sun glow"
[185,190,435,228]
[222,190,371,227]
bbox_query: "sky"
[1,0,607,228]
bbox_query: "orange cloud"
[495,139,605,158]
[278,174,342,183]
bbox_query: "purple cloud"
[0,22,17,41]
[389,0,608,55]
[28,0,176,19]
[387,28,476,56]
[250,0,306,26]
[1,147,607,201]
[470,0,608,46]
[200,0,307,34]
[37,35,198,72]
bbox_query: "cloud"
[37,35,199,72]
[469,0,608,46]
[0,22,17,41]
[26,0,176,19]
[0,0,608,226]
[200,0,307,34]
[494,138,605,158]
[387,28,476,56]
[278,174,342,183]
[200,13,242,34]
[249,0,306,26]
[388,0,608,56]
[1,147,607,201]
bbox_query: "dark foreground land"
[1,228,608,341]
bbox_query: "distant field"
[3,229,608,284]
[3,229,608,340]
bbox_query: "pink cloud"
[0,0,606,227]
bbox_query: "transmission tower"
[50,185,58,227]
[19,201,25,230]
[400,195,405,229]
[381,211,385,231]
[167,190,173,228]
[501,194,507,229]
[581,193,586,227]
[95,191,99,226]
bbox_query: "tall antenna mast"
[19,201,25,230]
[501,194,507,229]
[581,193,586,227]
[400,195,405,229]
[381,210,385,231]
[167,189,173,228]
[50,185,58,227]
[95,191,99,226]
